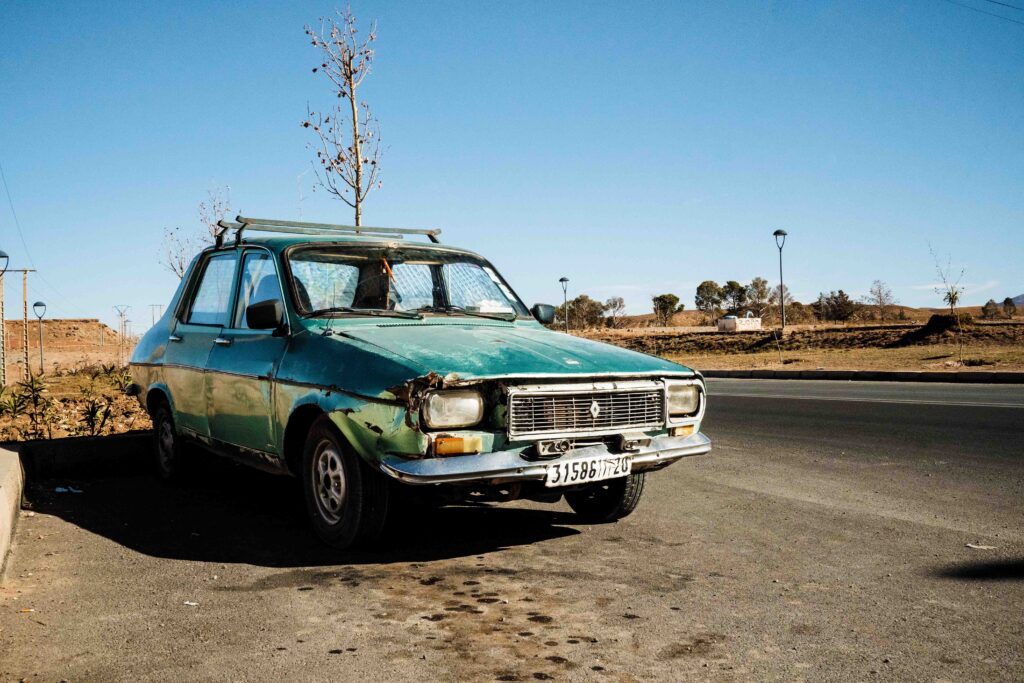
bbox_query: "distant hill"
[1014,294,1024,306]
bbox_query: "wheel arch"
[145,384,173,416]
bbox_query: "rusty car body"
[130,217,711,548]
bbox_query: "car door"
[205,248,289,455]
[163,250,240,438]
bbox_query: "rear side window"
[234,251,283,329]
[186,252,238,325]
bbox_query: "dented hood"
[334,321,695,381]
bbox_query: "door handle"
[213,337,232,346]
[168,335,182,343]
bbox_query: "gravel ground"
[1,382,1021,682]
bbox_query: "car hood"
[332,321,694,381]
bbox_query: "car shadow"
[932,558,1024,581]
[24,456,581,567]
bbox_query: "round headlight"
[423,390,484,428]
[667,383,700,417]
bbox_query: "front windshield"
[287,245,530,319]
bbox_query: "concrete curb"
[0,447,25,578]
[702,369,1024,383]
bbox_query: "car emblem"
[589,400,601,418]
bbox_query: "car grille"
[508,388,665,437]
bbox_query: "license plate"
[544,454,632,488]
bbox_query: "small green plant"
[80,396,113,436]
[18,374,55,440]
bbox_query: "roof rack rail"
[214,215,442,247]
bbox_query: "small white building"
[718,316,762,332]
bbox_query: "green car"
[130,217,711,548]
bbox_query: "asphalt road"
[2,380,1022,682]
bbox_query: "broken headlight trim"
[665,381,701,417]
[422,390,485,429]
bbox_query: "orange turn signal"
[434,436,483,456]
[670,425,695,438]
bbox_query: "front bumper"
[378,432,712,485]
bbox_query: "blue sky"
[1,0,1021,330]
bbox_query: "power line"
[0,158,83,314]
[979,0,1024,12]
[938,0,1024,25]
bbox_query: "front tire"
[564,473,646,523]
[302,415,390,549]
[152,402,189,482]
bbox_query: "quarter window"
[186,252,238,326]
[234,251,283,329]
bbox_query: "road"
[2,380,1022,682]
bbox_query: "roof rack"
[214,215,442,247]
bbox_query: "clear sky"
[1,0,1021,331]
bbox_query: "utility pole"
[114,305,129,366]
[149,304,163,327]
[1,269,37,380]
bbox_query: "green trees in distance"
[812,290,859,321]
[695,281,724,319]
[982,299,1002,319]
[652,294,685,326]
[1003,297,1017,318]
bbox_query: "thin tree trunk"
[348,57,363,227]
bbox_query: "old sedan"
[130,217,711,548]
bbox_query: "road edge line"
[701,369,1024,383]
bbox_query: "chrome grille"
[508,388,665,437]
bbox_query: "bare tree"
[302,7,382,226]
[866,280,897,321]
[160,186,232,278]
[930,246,965,365]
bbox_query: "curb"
[0,447,25,578]
[701,369,1024,383]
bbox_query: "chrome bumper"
[378,432,712,485]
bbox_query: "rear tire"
[564,473,646,523]
[152,402,190,482]
[301,415,389,549]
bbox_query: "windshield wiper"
[305,306,423,320]
[416,305,517,322]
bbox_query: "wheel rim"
[313,439,347,525]
[157,416,175,471]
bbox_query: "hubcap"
[313,440,347,524]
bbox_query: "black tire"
[301,415,390,549]
[564,473,646,523]
[152,401,190,482]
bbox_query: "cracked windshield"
[288,246,530,319]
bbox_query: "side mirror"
[246,299,285,332]
[531,303,556,325]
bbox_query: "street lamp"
[559,277,570,332]
[773,229,788,331]
[32,301,46,375]
[0,250,8,386]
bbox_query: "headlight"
[666,382,700,417]
[422,390,484,428]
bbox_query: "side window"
[186,252,239,326]
[234,251,283,329]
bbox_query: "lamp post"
[0,250,8,386]
[559,277,569,333]
[773,229,788,331]
[33,301,46,375]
